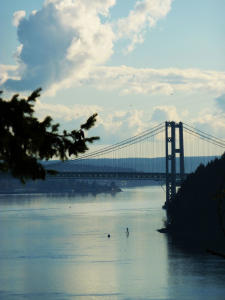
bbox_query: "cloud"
[189,95,225,140]
[87,66,225,95]
[12,10,26,27]
[96,106,225,147]
[33,98,151,142]
[215,94,225,112]
[34,99,188,144]
[35,99,102,122]
[4,0,115,92]
[0,65,19,85]
[33,96,225,145]
[151,105,179,122]
[2,0,224,102]
[117,0,173,52]
[1,0,175,93]
[2,62,225,97]
[184,105,225,143]
[90,109,150,144]
[35,99,147,139]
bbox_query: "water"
[0,186,224,300]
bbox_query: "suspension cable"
[183,122,225,145]
[183,126,225,149]
[74,126,165,161]
[72,123,164,161]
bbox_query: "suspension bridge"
[49,121,225,206]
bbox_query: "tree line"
[166,152,225,249]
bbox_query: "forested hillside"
[166,153,225,249]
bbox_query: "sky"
[0,0,225,146]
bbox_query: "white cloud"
[95,106,225,147]
[117,0,173,52]
[32,95,225,145]
[2,0,175,93]
[187,95,225,139]
[35,100,187,143]
[4,0,115,92]
[2,62,225,97]
[2,0,224,105]
[151,105,179,122]
[0,65,19,85]
[13,44,23,62]
[184,106,225,142]
[35,99,102,122]
[92,109,149,143]
[33,98,151,142]
[12,10,26,27]
[87,66,225,95]
[35,99,146,136]
[31,10,38,16]
[99,109,146,134]
[215,94,225,112]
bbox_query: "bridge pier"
[164,121,184,209]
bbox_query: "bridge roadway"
[49,171,188,181]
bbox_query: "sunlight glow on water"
[0,186,224,300]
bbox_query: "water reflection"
[166,235,225,300]
[0,187,224,299]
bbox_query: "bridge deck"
[49,171,188,181]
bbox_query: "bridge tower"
[165,121,184,208]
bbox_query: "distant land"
[0,174,122,195]
[44,156,218,173]
[0,156,218,195]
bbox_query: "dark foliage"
[0,88,99,182]
[166,153,225,247]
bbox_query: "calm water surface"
[0,186,224,300]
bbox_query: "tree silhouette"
[166,153,225,251]
[0,88,99,182]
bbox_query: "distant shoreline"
[0,186,122,196]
